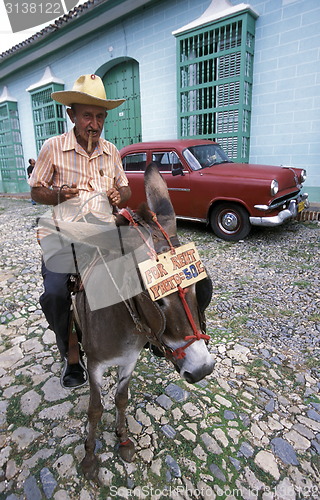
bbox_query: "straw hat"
[51,74,125,110]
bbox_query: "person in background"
[27,158,35,177]
[27,158,36,204]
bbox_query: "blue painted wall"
[1,0,319,198]
[237,0,320,198]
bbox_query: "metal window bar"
[177,10,256,161]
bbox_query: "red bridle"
[167,286,210,360]
[119,208,210,361]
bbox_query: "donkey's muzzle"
[182,361,215,384]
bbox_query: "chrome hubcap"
[220,212,239,232]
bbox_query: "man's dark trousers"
[40,261,71,359]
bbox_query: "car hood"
[199,163,300,187]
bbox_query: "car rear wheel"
[210,203,251,241]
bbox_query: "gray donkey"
[66,163,215,479]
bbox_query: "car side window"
[122,153,147,172]
[152,152,183,172]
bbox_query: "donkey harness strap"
[119,208,158,260]
[119,208,211,361]
[149,210,176,254]
[67,307,80,365]
[167,287,211,360]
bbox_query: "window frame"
[122,152,147,172]
[29,83,66,154]
[0,100,26,191]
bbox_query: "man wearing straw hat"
[29,74,131,388]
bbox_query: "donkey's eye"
[156,298,165,307]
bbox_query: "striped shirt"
[29,128,129,241]
[29,129,129,236]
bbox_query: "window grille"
[30,83,66,154]
[0,101,26,190]
[176,10,256,162]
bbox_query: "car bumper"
[250,193,309,227]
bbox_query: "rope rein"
[53,188,209,361]
[119,208,210,361]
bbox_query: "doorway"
[103,59,142,149]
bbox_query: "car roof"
[120,139,218,153]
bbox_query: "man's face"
[67,104,107,150]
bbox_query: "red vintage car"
[120,140,308,241]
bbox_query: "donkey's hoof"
[118,439,135,462]
[81,455,99,481]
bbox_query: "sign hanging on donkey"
[138,242,207,301]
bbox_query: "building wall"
[239,0,320,194]
[0,0,319,196]
[2,0,208,167]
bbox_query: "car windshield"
[183,144,232,170]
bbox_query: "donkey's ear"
[144,162,176,236]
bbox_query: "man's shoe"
[60,357,88,389]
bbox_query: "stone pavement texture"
[0,198,319,500]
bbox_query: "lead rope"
[120,208,210,361]
[148,210,211,359]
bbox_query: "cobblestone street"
[0,197,319,500]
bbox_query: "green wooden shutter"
[176,10,256,162]
[30,83,66,154]
[0,101,28,193]
[103,60,142,149]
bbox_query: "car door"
[121,152,147,207]
[151,151,191,217]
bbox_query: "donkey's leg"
[115,361,137,462]
[81,360,105,480]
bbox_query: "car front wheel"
[210,203,251,241]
